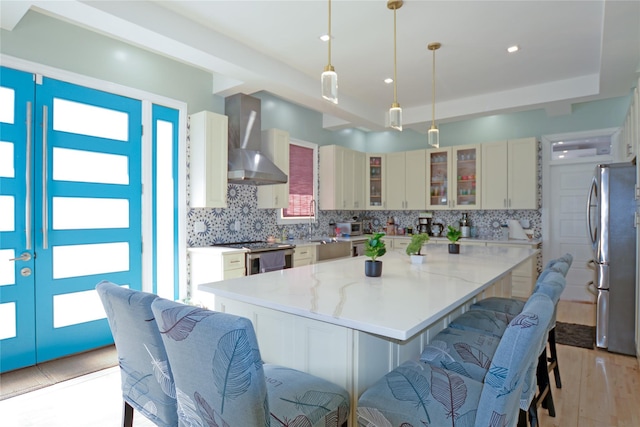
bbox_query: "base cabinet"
[293,245,316,267]
[189,249,246,308]
[488,242,540,298]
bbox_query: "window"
[279,139,317,224]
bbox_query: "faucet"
[308,198,317,239]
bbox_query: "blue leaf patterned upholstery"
[150,298,350,427]
[358,293,555,427]
[95,281,178,427]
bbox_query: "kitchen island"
[199,244,537,426]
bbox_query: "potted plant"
[364,232,386,277]
[406,233,430,264]
[446,225,462,254]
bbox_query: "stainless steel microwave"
[336,221,363,236]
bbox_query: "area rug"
[0,345,118,400]
[555,321,595,349]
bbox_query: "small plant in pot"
[364,232,386,277]
[406,233,430,264]
[446,225,462,254]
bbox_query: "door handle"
[9,252,32,262]
[25,101,33,250]
[42,105,49,249]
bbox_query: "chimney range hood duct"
[225,94,288,185]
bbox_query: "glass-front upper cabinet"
[426,148,450,209]
[427,145,481,210]
[452,145,481,210]
[366,153,385,210]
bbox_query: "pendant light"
[428,42,441,148]
[387,0,403,131]
[321,0,338,104]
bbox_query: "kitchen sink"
[315,240,351,261]
[309,237,339,244]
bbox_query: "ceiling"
[2,1,639,133]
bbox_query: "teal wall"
[0,11,217,114]
[1,10,632,148]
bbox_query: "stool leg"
[536,349,556,417]
[547,327,562,388]
[123,401,134,427]
[528,400,539,427]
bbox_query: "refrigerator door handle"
[586,176,598,247]
[595,289,609,349]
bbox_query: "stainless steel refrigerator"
[586,162,637,355]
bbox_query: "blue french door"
[0,67,142,372]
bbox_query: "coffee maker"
[417,212,433,235]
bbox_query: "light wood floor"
[0,301,638,426]
[537,300,640,427]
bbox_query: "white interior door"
[549,162,599,302]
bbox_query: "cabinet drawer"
[223,253,245,270]
[224,267,246,280]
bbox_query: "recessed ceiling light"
[384,78,393,84]
[507,45,519,53]
[320,34,330,42]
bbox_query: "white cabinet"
[386,150,427,210]
[620,85,638,162]
[293,245,316,267]
[482,137,537,210]
[487,241,540,298]
[257,129,290,208]
[353,150,366,209]
[189,111,228,208]
[189,248,246,308]
[319,145,365,210]
[427,145,481,210]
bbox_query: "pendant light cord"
[328,0,332,67]
[393,6,398,104]
[431,46,436,127]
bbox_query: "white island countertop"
[199,244,537,341]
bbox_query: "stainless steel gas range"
[214,241,295,275]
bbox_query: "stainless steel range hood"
[225,94,287,185]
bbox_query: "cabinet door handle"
[230,260,240,264]
[504,198,507,208]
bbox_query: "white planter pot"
[410,254,426,264]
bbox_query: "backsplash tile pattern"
[187,133,543,244]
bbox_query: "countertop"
[186,235,540,252]
[199,244,538,341]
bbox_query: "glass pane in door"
[0,141,14,177]
[368,156,383,207]
[455,148,477,207]
[53,147,129,184]
[429,151,448,206]
[53,98,129,141]
[0,87,15,124]
[0,196,14,231]
[0,303,17,339]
